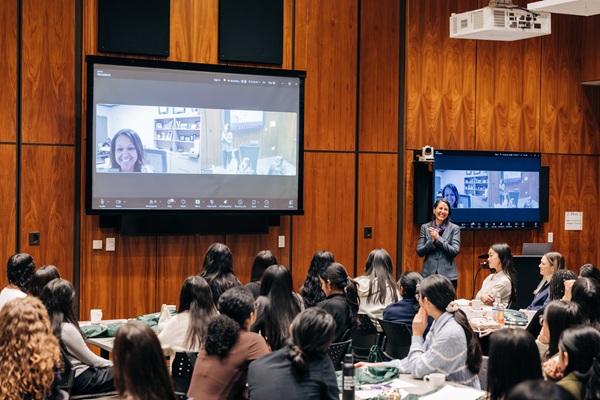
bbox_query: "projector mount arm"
[488,0,541,16]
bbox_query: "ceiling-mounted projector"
[450,6,551,41]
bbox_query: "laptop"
[521,242,552,255]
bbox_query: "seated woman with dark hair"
[187,287,269,400]
[486,329,542,400]
[505,380,576,400]
[199,243,242,304]
[40,279,114,396]
[0,252,36,310]
[112,321,177,400]
[251,265,302,351]
[317,262,359,342]
[570,277,600,329]
[244,250,278,299]
[383,271,423,326]
[357,275,482,389]
[248,308,339,400]
[475,243,517,306]
[0,296,64,400]
[536,300,584,362]
[28,264,61,297]
[300,250,335,309]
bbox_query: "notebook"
[521,242,552,255]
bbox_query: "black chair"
[327,339,352,371]
[351,314,379,361]
[478,355,489,391]
[378,319,411,360]
[171,351,198,393]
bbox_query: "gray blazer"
[416,222,461,281]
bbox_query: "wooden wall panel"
[358,0,400,152]
[20,146,75,283]
[0,0,17,142]
[294,0,358,151]
[581,14,600,83]
[0,145,17,287]
[171,0,219,63]
[291,152,355,289]
[404,0,477,150]
[79,228,157,320]
[540,14,600,155]
[475,39,541,152]
[21,0,75,144]
[356,153,398,274]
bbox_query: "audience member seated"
[0,296,64,400]
[251,265,302,351]
[158,276,217,362]
[552,326,600,400]
[199,243,242,304]
[0,252,36,310]
[28,264,61,297]
[475,243,517,306]
[187,287,269,400]
[248,308,339,400]
[578,263,600,283]
[526,252,565,311]
[316,262,359,342]
[40,279,115,395]
[570,277,600,329]
[525,269,577,338]
[505,379,576,400]
[355,248,400,331]
[486,329,542,400]
[536,300,583,362]
[383,271,423,326]
[109,321,176,400]
[244,250,278,299]
[300,251,335,308]
[357,275,482,389]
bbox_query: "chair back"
[58,345,75,394]
[351,314,379,360]
[326,339,352,371]
[478,355,489,391]
[171,351,198,393]
[378,319,411,360]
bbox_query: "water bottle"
[342,353,355,400]
[497,301,505,325]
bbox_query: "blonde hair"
[534,252,566,294]
[0,296,62,399]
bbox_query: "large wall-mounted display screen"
[433,150,542,229]
[85,56,305,215]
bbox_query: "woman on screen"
[221,123,233,169]
[109,128,150,173]
[416,198,461,289]
[442,183,460,208]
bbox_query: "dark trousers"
[72,366,115,395]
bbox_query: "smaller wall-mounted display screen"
[433,150,542,229]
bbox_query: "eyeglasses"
[416,293,422,302]
[539,315,545,325]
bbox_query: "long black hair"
[261,265,302,350]
[199,243,241,304]
[178,276,217,349]
[419,274,481,374]
[487,329,542,400]
[578,263,600,283]
[287,308,336,375]
[542,300,584,359]
[39,278,85,340]
[300,251,334,308]
[28,265,61,297]
[571,277,600,328]
[319,263,359,327]
[362,249,399,304]
[490,243,517,306]
[6,253,36,292]
[249,250,278,283]
[559,326,600,378]
[204,287,255,358]
[113,321,176,400]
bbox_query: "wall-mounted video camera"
[418,145,435,162]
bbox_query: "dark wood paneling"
[356,153,398,275]
[294,0,358,151]
[358,0,400,152]
[404,0,477,150]
[21,0,75,144]
[0,0,17,142]
[475,39,541,152]
[540,13,600,155]
[0,145,17,287]
[79,226,157,320]
[581,14,600,83]
[20,145,75,283]
[291,152,355,288]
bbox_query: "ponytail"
[320,263,360,328]
[453,308,482,374]
[583,357,600,400]
[204,315,240,358]
[343,277,360,327]
[288,344,307,374]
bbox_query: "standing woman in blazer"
[416,198,461,289]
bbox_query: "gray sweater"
[384,312,480,389]
[62,322,112,377]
